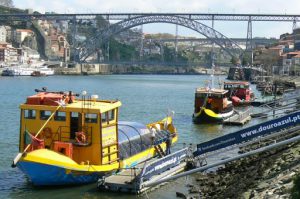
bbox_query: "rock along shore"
[184,136,300,198]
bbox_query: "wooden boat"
[31,71,46,77]
[12,88,177,186]
[193,88,234,124]
[223,81,254,106]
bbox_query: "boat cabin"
[194,88,230,113]
[224,81,252,101]
[19,90,122,166]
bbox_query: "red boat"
[224,81,254,106]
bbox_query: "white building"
[0,42,22,63]
[0,26,7,42]
[13,29,34,44]
[21,47,40,63]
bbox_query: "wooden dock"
[98,164,143,193]
[223,110,251,125]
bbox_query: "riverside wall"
[54,63,229,75]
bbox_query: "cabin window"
[109,110,115,122]
[85,113,98,123]
[40,110,52,120]
[71,112,78,117]
[101,112,108,124]
[54,111,66,121]
[24,109,36,119]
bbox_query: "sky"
[13,0,300,38]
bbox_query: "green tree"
[108,38,138,61]
[230,56,240,65]
[242,53,252,66]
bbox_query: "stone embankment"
[54,64,228,75]
[180,136,300,198]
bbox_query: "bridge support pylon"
[246,17,253,65]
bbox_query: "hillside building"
[0,26,7,42]
[13,29,34,44]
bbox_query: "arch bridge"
[76,15,243,62]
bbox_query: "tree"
[0,0,14,7]
[242,52,252,66]
[230,56,240,65]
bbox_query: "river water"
[0,75,260,199]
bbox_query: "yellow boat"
[193,88,234,124]
[12,88,177,186]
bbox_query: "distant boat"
[2,67,14,76]
[193,88,234,124]
[31,71,46,77]
[34,66,55,76]
[2,66,34,76]
[2,65,54,76]
[223,81,255,106]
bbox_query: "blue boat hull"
[17,161,101,186]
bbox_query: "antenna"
[81,90,87,110]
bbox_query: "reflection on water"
[0,75,263,199]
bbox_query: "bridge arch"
[77,15,243,62]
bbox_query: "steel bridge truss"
[77,15,243,62]
[0,13,300,22]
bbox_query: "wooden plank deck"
[98,160,148,193]
[223,110,251,126]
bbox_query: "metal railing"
[49,125,93,147]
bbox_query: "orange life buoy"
[75,132,87,143]
[43,127,52,139]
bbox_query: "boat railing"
[50,126,93,147]
[81,125,93,145]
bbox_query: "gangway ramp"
[143,110,300,188]
[144,132,300,188]
[98,148,188,193]
[97,111,300,193]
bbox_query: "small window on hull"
[24,110,36,119]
